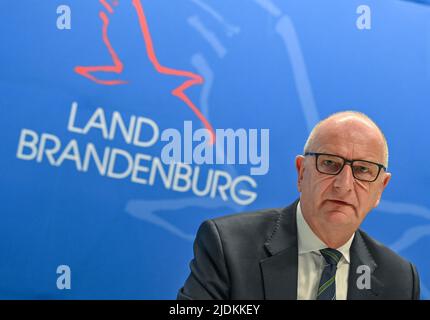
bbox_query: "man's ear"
[373,172,391,208]
[382,172,391,189]
[295,155,305,192]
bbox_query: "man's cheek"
[314,179,330,195]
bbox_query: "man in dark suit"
[177,111,420,300]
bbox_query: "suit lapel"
[347,231,384,299]
[260,200,299,299]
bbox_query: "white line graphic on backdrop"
[192,54,213,126]
[376,200,430,252]
[126,197,234,241]
[254,0,320,132]
[190,0,240,37]
[188,16,227,58]
[254,0,282,17]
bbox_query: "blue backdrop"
[1,0,429,299]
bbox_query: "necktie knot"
[320,248,342,266]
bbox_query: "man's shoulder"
[203,205,294,245]
[213,207,285,227]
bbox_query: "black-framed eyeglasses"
[304,152,387,182]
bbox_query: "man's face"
[296,117,391,233]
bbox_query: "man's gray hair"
[303,111,389,168]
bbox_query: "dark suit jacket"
[177,199,420,300]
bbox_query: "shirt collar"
[296,201,355,263]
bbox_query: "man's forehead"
[310,118,385,158]
[317,116,382,142]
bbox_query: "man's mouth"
[327,199,351,206]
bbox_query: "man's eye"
[323,160,335,166]
[357,166,369,173]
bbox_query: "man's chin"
[323,209,352,224]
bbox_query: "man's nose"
[333,163,354,191]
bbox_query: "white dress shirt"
[296,201,355,300]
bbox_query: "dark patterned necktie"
[316,248,343,300]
